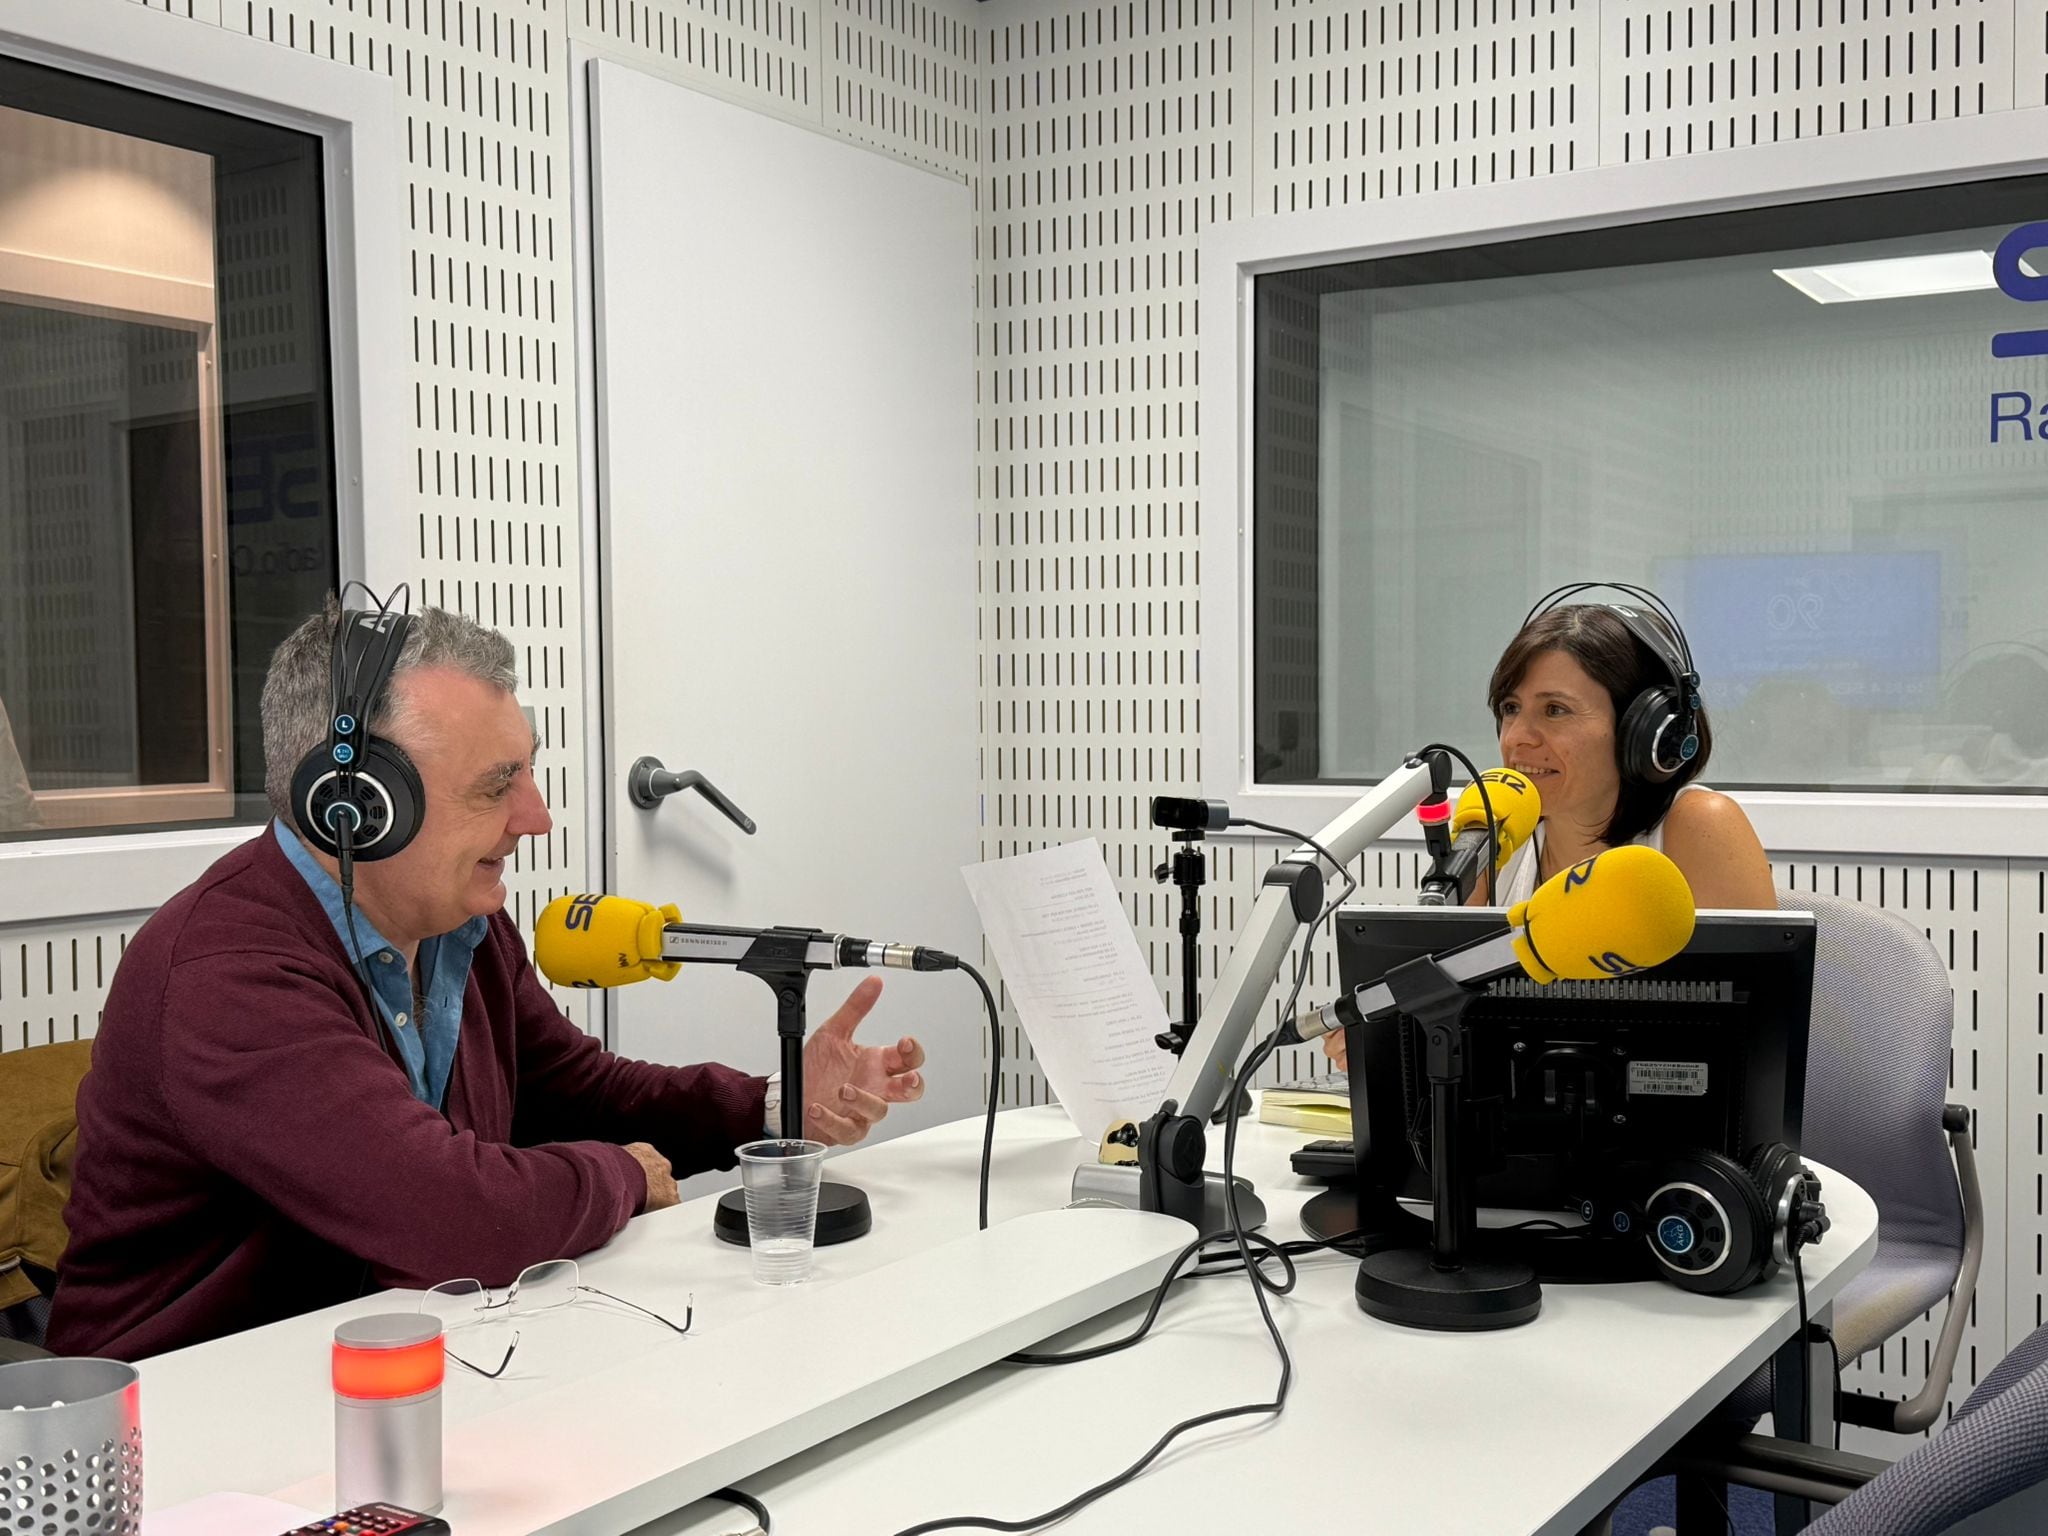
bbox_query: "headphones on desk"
[1522,582,1703,785]
[1642,1144,1831,1295]
[288,584,423,869]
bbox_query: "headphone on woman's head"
[288,584,425,865]
[1522,582,1703,785]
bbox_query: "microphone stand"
[712,926,873,1247]
[1349,955,1541,1330]
[1154,831,1206,1060]
[1152,829,1253,1124]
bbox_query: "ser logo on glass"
[1989,220,2048,444]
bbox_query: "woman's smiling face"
[1495,646,1622,835]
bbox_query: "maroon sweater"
[47,831,766,1361]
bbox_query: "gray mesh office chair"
[1723,892,1983,1433]
[1663,1323,2048,1534]
[1802,1320,2048,1534]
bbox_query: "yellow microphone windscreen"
[1505,844,1695,984]
[1450,769,1543,865]
[535,893,682,988]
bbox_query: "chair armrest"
[0,1338,53,1363]
[1844,1103,1984,1435]
[1667,1429,1892,1506]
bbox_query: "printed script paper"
[961,838,1176,1143]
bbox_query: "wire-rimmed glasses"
[419,1257,693,1377]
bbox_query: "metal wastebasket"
[0,1357,142,1536]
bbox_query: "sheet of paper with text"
[962,837,1176,1144]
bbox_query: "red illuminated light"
[332,1335,445,1400]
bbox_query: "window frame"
[1200,108,2048,861]
[0,0,403,922]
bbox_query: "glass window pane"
[1252,176,2048,794]
[0,59,338,840]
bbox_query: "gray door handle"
[627,757,758,834]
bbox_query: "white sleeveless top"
[1490,783,1706,907]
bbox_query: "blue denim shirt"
[273,821,486,1109]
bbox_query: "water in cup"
[736,1138,827,1285]
[751,1235,814,1284]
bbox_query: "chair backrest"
[1794,893,1964,1261]
[1807,1321,2048,1535]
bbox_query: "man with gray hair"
[48,597,924,1360]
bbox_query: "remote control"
[280,1504,451,1535]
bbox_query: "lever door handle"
[627,757,758,834]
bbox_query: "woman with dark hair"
[1481,600,1776,910]
[1324,595,1775,1069]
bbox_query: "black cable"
[1792,1248,1813,1446]
[1413,742,1499,904]
[711,1485,770,1533]
[889,816,1364,1532]
[958,959,1002,1233]
[1229,819,1359,901]
[1005,1225,1363,1368]
[892,1036,1296,1536]
[334,819,387,1030]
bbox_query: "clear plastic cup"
[736,1138,827,1284]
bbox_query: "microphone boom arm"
[1078,755,1442,1232]
[1155,754,1439,1127]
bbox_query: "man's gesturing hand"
[625,1140,678,1211]
[801,976,926,1147]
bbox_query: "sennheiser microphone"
[1150,796,1232,832]
[1417,769,1543,906]
[1282,844,1695,1044]
[534,893,958,989]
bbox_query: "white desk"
[137,1109,1876,1536]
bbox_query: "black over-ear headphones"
[288,585,424,865]
[1522,582,1703,785]
[1643,1143,1830,1295]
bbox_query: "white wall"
[6,0,2048,1446]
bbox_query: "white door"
[585,59,980,1180]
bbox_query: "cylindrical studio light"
[333,1314,444,1515]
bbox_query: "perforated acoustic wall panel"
[976,0,1249,1097]
[0,918,138,1055]
[1599,0,2015,164]
[575,0,819,126]
[1256,0,1596,211]
[827,0,981,178]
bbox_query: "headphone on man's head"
[288,584,425,866]
[1522,582,1703,785]
[1643,1142,1831,1295]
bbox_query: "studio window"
[1253,176,2048,794]
[0,58,338,839]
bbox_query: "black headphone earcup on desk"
[1643,1149,1775,1295]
